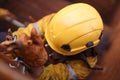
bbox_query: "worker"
[3,3,103,80]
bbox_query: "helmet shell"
[45,3,103,55]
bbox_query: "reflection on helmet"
[45,3,103,56]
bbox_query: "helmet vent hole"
[86,41,94,47]
[61,44,71,51]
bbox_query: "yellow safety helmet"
[45,3,103,56]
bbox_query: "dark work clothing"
[0,32,7,42]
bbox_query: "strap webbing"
[32,22,42,35]
[66,62,78,80]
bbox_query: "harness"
[45,43,103,80]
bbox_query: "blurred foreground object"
[0,8,25,27]
[5,16,25,27]
[0,8,25,42]
[0,8,10,18]
[86,2,120,80]
[0,60,33,80]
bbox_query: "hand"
[13,28,48,67]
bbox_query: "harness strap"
[65,62,78,80]
[32,22,42,35]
